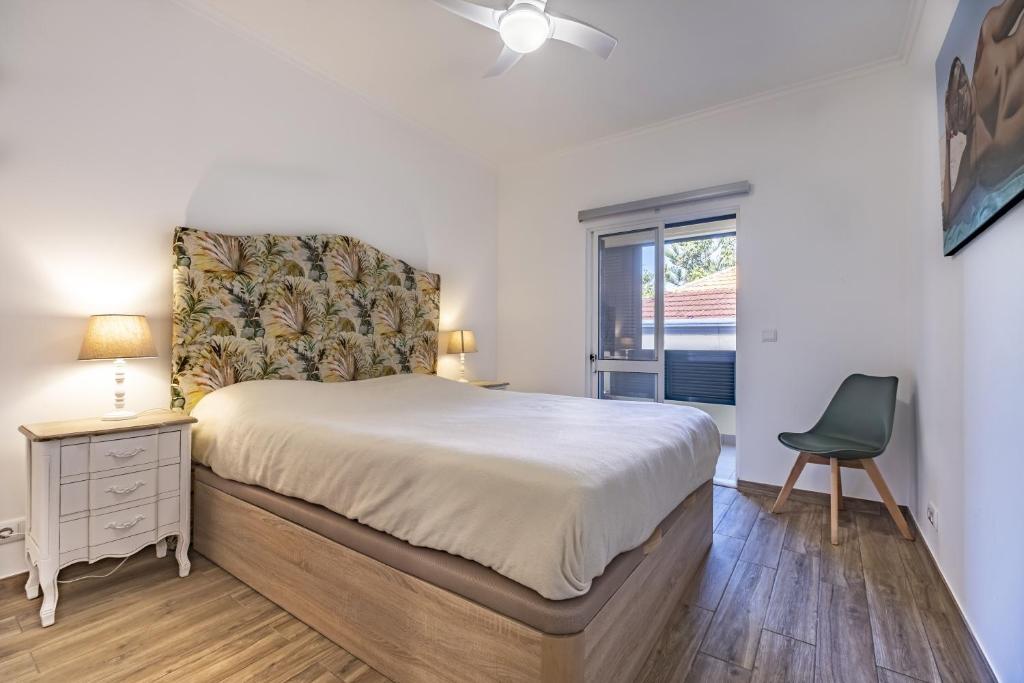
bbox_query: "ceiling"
[182,0,920,168]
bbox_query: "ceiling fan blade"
[548,13,617,59]
[430,0,500,30]
[484,46,524,78]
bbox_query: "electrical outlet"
[761,328,778,343]
[0,517,25,546]
[926,503,937,530]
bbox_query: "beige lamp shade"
[78,315,158,360]
[446,329,477,354]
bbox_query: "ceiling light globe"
[498,6,550,54]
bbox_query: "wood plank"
[858,516,909,586]
[764,550,819,645]
[750,630,814,683]
[170,629,293,682]
[287,663,344,683]
[897,519,997,682]
[700,560,776,669]
[2,568,238,665]
[684,654,751,683]
[714,486,738,530]
[714,485,738,507]
[781,501,825,556]
[683,533,745,611]
[36,594,253,682]
[0,651,37,680]
[819,510,864,587]
[876,667,926,682]
[0,616,21,639]
[221,628,337,683]
[863,578,935,681]
[717,492,762,540]
[856,514,939,682]
[917,606,997,683]
[740,504,790,568]
[346,666,390,683]
[92,593,289,682]
[816,582,876,683]
[634,604,713,683]
[895,531,957,616]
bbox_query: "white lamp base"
[102,358,137,420]
[457,352,469,382]
[102,409,139,421]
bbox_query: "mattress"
[194,464,707,635]
[191,374,720,600]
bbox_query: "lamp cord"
[57,556,130,584]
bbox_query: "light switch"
[761,328,778,343]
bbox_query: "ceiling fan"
[431,0,618,77]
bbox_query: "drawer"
[60,481,89,515]
[89,434,157,473]
[59,517,88,552]
[89,502,156,546]
[90,468,157,510]
[61,443,89,477]
[158,464,179,494]
[89,531,155,563]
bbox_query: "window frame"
[584,200,742,401]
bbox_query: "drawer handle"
[105,481,145,495]
[106,447,145,459]
[105,515,145,531]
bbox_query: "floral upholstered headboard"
[171,227,440,413]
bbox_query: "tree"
[642,268,655,299]
[664,236,735,289]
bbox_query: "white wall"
[0,0,497,577]
[907,2,1024,680]
[498,67,917,506]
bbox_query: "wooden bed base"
[193,479,712,682]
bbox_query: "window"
[589,214,737,407]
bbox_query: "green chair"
[771,373,913,545]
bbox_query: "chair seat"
[777,431,881,459]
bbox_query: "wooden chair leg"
[829,458,840,546]
[861,459,915,541]
[772,452,810,513]
[836,464,844,510]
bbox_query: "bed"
[173,227,719,682]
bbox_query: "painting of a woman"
[939,0,1024,254]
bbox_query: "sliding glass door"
[589,214,737,413]
[590,224,664,401]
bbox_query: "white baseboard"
[0,539,27,580]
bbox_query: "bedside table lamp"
[78,314,157,420]
[446,329,477,383]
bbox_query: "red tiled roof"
[643,266,736,320]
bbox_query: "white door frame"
[584,200,742,400]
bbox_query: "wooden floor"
[0,486,994,682]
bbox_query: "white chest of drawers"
[19,410,197,627]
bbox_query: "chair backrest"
[812,374,898,453]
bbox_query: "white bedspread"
[191,374,720,600]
